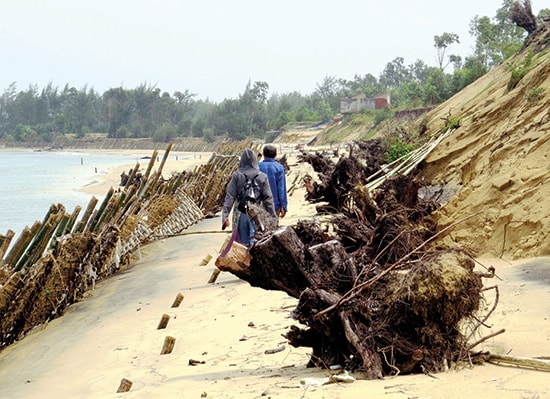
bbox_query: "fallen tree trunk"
[216,221,486,378]
[216,142,494,379]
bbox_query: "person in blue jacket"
[259,144,288,219]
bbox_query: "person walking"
[221,148,276,246]
[259,144,288,218]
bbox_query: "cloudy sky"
[1,0,543,102]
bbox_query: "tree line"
[1,1,547,145]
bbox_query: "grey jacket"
[222,149,276,225]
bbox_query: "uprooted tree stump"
[216,141,495,379]
[218,225,486,379]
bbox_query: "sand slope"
[422,47,550,259]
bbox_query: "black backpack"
[237,172,262,213]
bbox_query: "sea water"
[0,150,145,236]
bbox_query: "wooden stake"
[161,336,176,355]
[157,314,170,330]
[171,293,184,308]
[199,254,212,266]
[116,378,133,393]
[208,268,221,284]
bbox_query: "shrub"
[384,139,415,163]
[507,49,533,91]
[526,87,545,103]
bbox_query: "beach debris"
[171,293,184,308]
[188,359,206,366]
[157,314,170,330]
[116,377,133,393]
[215,139,497,379]
[300,370,355,386]
[487,353,550,372]
[264,344,286,354]
[160,336,176,355]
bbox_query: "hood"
[239,148,259,170]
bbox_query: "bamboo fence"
[0,141,253,350]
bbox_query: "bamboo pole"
[65,205,82,234]
[488,354,550,372]
[2,222,41,269]
[16,210,64,271]
[73,196,98,233]
[157,314,170,329]
[124,162,141,190]
[142,150,159,182]
[364,128,455,193]
[1,227,32,268]
[116,378,133,393]
[160,336,176,354]
[137,150,159,198]
[171,293,184,308]
[88,187,115,232]
[50,213,70,249]
[0,230,15,261]
[157,144,172,177]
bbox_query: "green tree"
[422,67,450,105]
[313,75,340,115]
[153,123,177,142]
[434,32,460,70]
[62,85,98,137]
[380,57,411,88]
[469,1,525,69]
[102,87,132,137]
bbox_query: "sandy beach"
[0,149,548,399]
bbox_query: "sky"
[0,0,544,102]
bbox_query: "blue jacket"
[259,158,287,212]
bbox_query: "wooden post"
[160,336,176,354]
[208,268,221,284]
[171,293,184,308]
[199,254,212,266]
[157,314,170,330]
[116,378,133,393]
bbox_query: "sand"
[421,49,550,260]
[0,150,548,399]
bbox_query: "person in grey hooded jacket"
[221,148,276,246]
